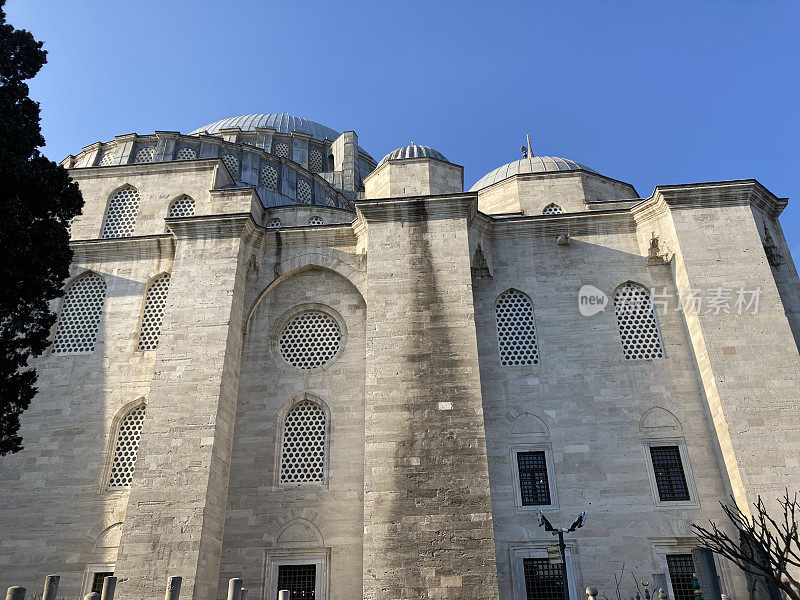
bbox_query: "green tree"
[0,0,83,455]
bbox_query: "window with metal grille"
[107,404,145,489]
[276,564,316,600]
[297,180,312,204]
[666,554,695,600]
[134,146,155,163]
[51,273,106,355]
[279,311,341,369]
[221,154,239,177]
[175,147,197,161]
[542,203,563,215]
[523,558,565,600]
[613,283,664,359]
[98,149,116,166]
[650,446,690,501]
[274,141,290,158]
[324,196,336,207]
[280,401,326,484]
[168,196,195,218]
[91,572,114,594]
[309,216,323,226]
[261,164,278,189]
[101,186,140,238]
[495,289,539,366]
[518,452,551,505]
[267,218,281,229]
[138,274,170,351]
[309,149,323,172]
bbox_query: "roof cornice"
[70,235,175,262]
[355,192,477,222]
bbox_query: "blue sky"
[7,1,799,257]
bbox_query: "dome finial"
[521,133,533,158]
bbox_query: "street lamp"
[537,511,588,600]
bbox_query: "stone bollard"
[164,577,182,600]
[586,587,598,600]
[226,579,242,600]
[5,587,25,600]
[42,575,59,600]
[100,576,117,600]
[278,591,290,600]
[240,588,247,600]
[84,593,100,600]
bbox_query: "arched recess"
[509,413,550,437]
[275,518,324,547]
[640,406,682,436]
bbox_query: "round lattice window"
[542,203,563,215]
[107,404,146,489]
[495,289,539,366]
[102,186,140,238]
[280,400,326,484]
[138,274,171,351]
[309,149,323,172]
[168,196,195,218]
[297,180,312,204]
[279,311,341,369]
[274,141,290,158]
[613,283,664,359]
[175,147,197,161]
[308,216,323,226]
[98,149,116,166]
[221,154,239,177]
[260,164,278,189]
[134,146,155,164]
[267,218,281,229]
[51,273,106,355]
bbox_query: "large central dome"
[190,113,342,142]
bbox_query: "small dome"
[378,144,448,165]
[469,156,596,192]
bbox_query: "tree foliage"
[0,0,83,455]
[692,491,800,600]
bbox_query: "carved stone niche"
[647,232,671,266]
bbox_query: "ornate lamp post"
[537,511,588,600]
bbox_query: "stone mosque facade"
[0,113,799,600]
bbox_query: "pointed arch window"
[107,404,146,489]
[221,154,239,177]
[280,400,327,484]
[168,196,195,218]
[137,274,171,351]
[101,186,140,238]
[51,273,106,355]
[613,282,664,359]
[495,289,539,365]
[542,203,563,215]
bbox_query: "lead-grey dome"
[378,144,448,165]
[190,113,342,142]
[469,156,596,192]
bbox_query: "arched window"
[221,154,239,177]
[51,273,106,355]
[542,203,563,215]
[324,196,336,207]
[107,404,146,489]
[495,289,539,366]
[274,141,290,158]
[613,282,664,359]
[309,149,323,172]
[296,180,312,204]
[308,216,323,226]
[267,218,281,229]
[101,186,140,238]
[175,147,197,161]
[133,146,155,164]
[98,148,116,166]
[260,164,278,189]
[280,400,326,484]
[137,274,171,351]
[168,196,195,218]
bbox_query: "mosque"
[0,112,798,600]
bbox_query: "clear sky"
[6,1,800,257]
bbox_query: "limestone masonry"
[1,112,798,600]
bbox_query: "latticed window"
[98,149,116,166]
[137,274,170,351]
[101,186,140,238]
[650,446,690,501]
[297,180,312,204]
[90,572,114,594]
[613,283,664,359]
[221,154,239,177]
[133,146,155,163]
[517,451,551,505]
[107,404,146,489]
[279,311,341,369]
[542,203,563,215]
[309,149,323,172]
[168,196,195,218]
[276,564,316,599]
[666,554,695,600]
[308,216,323,226]
[175,147,197,161]
[267,218,281,229]
[51,273,106,355]
[523,558,565,600]
[495,289,539,366]
[274,141,290,158]
[260,164,278,189]
[280,401,326,484]
[324,196,336,207]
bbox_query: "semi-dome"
[190,113,342,142]
[469,156,596,192]
[378,144,448,165]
